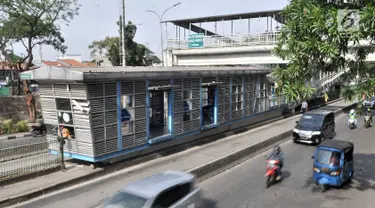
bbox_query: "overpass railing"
[167,32,281,49]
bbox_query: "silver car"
[102,170,201,208]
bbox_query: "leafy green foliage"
[15,120,30,133]
[1,119,14,134]
[273,0,375,102]
[0,0,81,69]
[89,21,160,66]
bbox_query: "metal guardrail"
[0,140,60,182]
[167,32,281,49]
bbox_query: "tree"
[0,0,81,122]
[272,0,375,103]
[89,20,160,66]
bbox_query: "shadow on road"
[281,170,291,180]
[199,198,217,208]
[342,153,375,191]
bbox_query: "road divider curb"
[189,101,358,183]
[0,99,355,207]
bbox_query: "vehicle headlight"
[313,167,320,173]
[330,170,341,176]
[293,128,299,133]
[312,131,321,135]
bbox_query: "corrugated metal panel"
[191,119,200,130]
[135,132,147,145]
[134,94,146,107]
[90,99,104,113]
[105,138,118,154]
[174,123,183,135]
[105,83,117,96]
[122,135,135,149]
[53,84,69,97]
[121,82,134,94]
[93,126,105,142]
[87,83,103,98]
[135,120,146,132]
[133,82,147,146]
[40,97,55,111]
[218,76,231,123]
[73,110,90,126]
[70,84,87,99]
[94,141,106,156]
[75,128,93,143]
[76,143,94,156]
[135,81,146,94]
[91,113,104,127]
[105,97,117,111]
[39,84,54,97]
[105,110,117,124]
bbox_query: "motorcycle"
[348,118,356,129]
[265,159,281,188]
[364,115,372,128]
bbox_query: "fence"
[0,140,60,182]
[167,32,281,49]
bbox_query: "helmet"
[350,109,355,114]
[273,145,281,154]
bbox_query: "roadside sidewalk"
[0,133,33,141]
[0,99,357,207]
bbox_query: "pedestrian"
[301,100,308,114]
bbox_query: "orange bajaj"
[265,159,280,188]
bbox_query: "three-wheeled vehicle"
[311,140,354,192]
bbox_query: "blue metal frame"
[199,77,203,128]
[116,81,122,151]
[214,76,218,124]
[168,79,174,134]
[229,76,233,121]
[242,75,245,118]
[146,80,150,140]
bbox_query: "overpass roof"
[21,65,272,82]
[162,9,283,24]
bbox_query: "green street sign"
[20,73,31,80]
[188,33,204,48]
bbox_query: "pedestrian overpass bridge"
[163,10,365,93]
[166,31,375,66]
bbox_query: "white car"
[363,97,375,108]
[102,170,201,208]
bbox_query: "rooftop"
[122,171,195,199]
[163,9,283,24]
[317,140,354,151]
[20,65,272,82]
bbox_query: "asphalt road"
[13,112,375,208]
[198,113,375,208]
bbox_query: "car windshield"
[104,191,147,208]
[298,114,324,128]
[316,149,341,166]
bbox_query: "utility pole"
[119,14,122,66]
[146,2,181,66]
[122,0,126,66]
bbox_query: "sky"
[13,0,289,62]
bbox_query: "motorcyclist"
[266,145,284,180]
[365,108,373,126]
[348,109,357,127]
